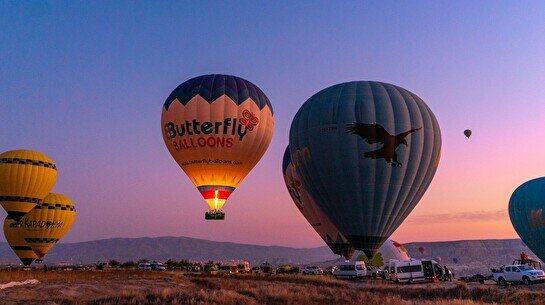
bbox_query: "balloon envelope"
[161,74,274,218]
[283,146,354,259]
[353,239,410,267]
[4,217,38,265]
[289,81,442,257]
[464,129,472,138]
[18,193,76,258]
[509,177,545,262]
[0,150,57,220]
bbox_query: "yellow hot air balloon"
[18,193,76,258]
[0,150,57,220]
[161,74,274,220]
[4,217,39,266]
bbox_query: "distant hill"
[0,236,337,266]
[0,236,537,276]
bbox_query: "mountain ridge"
[0,236,535,276]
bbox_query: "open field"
[2,271,545,305]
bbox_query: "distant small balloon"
[418,247,426,254]
[464,129,472,138]
[453,258,458,264]
[435,256,442,263]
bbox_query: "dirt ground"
[1,270,544,305]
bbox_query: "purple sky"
[2,1,545,248]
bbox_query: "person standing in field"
[43,264,48,273]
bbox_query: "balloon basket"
[205,211,225,220]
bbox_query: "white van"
[385,259,399,281]
[390,259,441,283]
[332,261,367,279]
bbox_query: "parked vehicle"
[260,262,275,275]
[138,263,151,270]
[218,264,238,275]
[150,262,166,271]
[493,264,545,286]
[251,266,261,273]
[385,259,399,281]
[366,265,381,278]
[302,265,323,275]
[324,266,336,275]
[332,261,366,279]
[236,261,251,273]
[390,259,441,283]
[276,264,300,274]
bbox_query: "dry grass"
[1,271,545,305]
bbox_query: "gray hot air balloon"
[283,146,354,260]
[464,129,472,138]
[289,81,442,258]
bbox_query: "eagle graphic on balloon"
[346,123,421,167]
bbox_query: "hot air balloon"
[4,217,38,265]
[353,239,410,267]
[17,193,76,258]
[162,74,274,220]
[289,81,442,258]
[509,177,545,262]
[283,146,354,259]
[418,247,426,254]
[464,129,472,138]
[0,150,57,220]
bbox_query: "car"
[138,263,151,270]
[251,266,261,274]
[150,262,166,271]
[276,264,300,274]
[366,265,381,278]
[324,266,336,275]
[332,261,367,279]
[302,265,323,275]
[493,264,545,286]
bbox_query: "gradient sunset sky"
[2,1,545,248]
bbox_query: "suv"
[366,265,381,278]
[302,265,323,275]
[493,264,545,285]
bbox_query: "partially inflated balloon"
[283,146,354,259]
[18,193,76,258]
[354,239,410,267]
[289,81,441,257]
[0,150,57,220]
[4,217,38,265]
[509,177,545,262]
[162,75,274,219]
[464,129,472,138]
